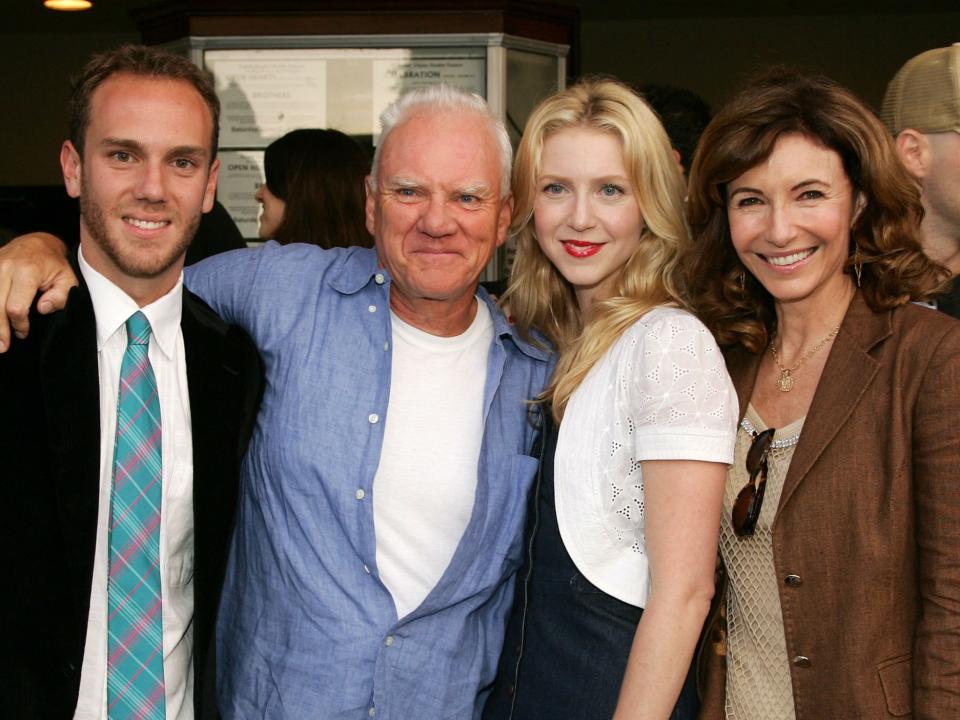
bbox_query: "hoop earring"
[854,244,863,289]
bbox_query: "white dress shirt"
[73,247,195,720]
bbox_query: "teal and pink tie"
[107,311,165,719]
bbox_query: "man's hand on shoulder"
[0,232,75,353]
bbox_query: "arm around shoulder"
[0,232,74,352]
[183,241,337,333]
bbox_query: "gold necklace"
[769,325,840,392]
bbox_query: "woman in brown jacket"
[685,68,960,720]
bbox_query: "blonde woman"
[484,79,737,720]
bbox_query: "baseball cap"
[881,43,960,135]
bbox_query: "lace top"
[720,405,804,720]
[554,305,738,607]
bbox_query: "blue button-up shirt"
[185,243,552,719]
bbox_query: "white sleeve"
[624,309,738,464]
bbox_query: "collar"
[328,246,383,295]
[325,246,551,362]
[78,245,183,359]
[727,289,893,420]
[836,289,893,353]
[479,287,552,362]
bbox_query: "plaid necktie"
[107,311,166,719]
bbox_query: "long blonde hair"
[502,78,689,421]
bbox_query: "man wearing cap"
[881,43,960,318]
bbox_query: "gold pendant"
[777,370,795,392]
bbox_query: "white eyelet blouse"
[554,305,738,607]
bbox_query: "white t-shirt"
[373,299,493,619]
[554,305,738,607]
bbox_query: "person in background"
[0,44,261,719]
[686,68,960,720]
[639,84,712,180]
[881,43,960,318]
[484,78,737,720]
[255,127,373,248]
[186,198,248,265]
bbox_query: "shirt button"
[368,413,379,424]
[383,341,389,351]
[368,708,376,718]
[792,655,812,668]
[363,564,371,574]
[368,305,377,313]
[385,635,394,647]
[355,489,366,500]
[784,574,802,587]
[374,273,385,285]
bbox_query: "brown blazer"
[699,293,960,720]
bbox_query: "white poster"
[217,150,265,239]
[206,51,328,148]
[372,56,485,142]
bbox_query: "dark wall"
[579,11,960,113]
[1,7,957,190]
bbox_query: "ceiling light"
[44,0,93,10]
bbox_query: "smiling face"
[726,133,861,312]
[365,108,511,334]
[255,181,286,240]
[534,126,643,310]
[61,72,219,305]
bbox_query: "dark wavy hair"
[684,67,949,353]
[69,44,219,161]
[264,128,372,249]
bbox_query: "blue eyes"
[541,183,625,197]
[390,188,483,206]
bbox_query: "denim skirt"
[484,420,699,720]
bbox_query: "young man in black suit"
[0,45,260,719]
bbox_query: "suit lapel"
[181,293,221,541]
[776,293,891,515]
[180,291,239,592]
[40,282,103,610]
